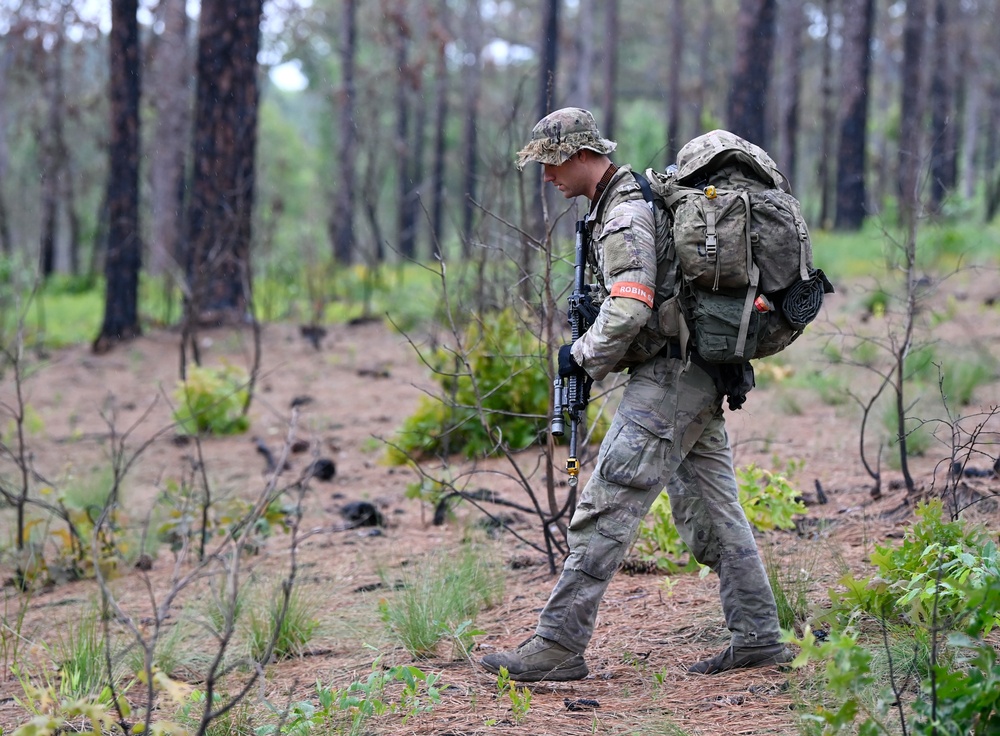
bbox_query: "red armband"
[609,281,654,308]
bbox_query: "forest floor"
[1,269,999,735]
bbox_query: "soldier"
[479,108,791,681]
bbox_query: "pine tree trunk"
[775,0,805,183]
[817,0,837,229]
[601,0,619,139]
[834,0,876,231]
[459,0,482,256]
[726,0,777,148]
[572,0,594,111]
[332,0,358,265]
[0,44,11,254]
[898,0,926,218]
[665,0,685,164]
[429,0,449,259]
[928,0,957,211]
[95,0,142,353]
[148,0,191,277]
[185,0,263,325]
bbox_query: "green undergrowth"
[790,499,1000,734]
[387,307,611,461]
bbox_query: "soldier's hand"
[558,344,585,379]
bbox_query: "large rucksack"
[639,129,833,364]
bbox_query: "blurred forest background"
[1,0,999,348]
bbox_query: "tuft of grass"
[379,543,505,658]
[763,544,814,635]
[51,606,127,700]
[246,581,321,662]
[940,352,996,406]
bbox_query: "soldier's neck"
[589,163,619,208]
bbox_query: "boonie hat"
[516,107,617,170]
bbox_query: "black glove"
[558,344,584,379]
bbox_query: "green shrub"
[634,493,701,574]
[828,499,999,635]
[736,463,808,532]
[172,364,250,436]
[792,574,1000,735]
[388,308,606,460]
[637,461,807,568]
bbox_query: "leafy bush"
[634,493,701,574]
[388,308,605,460]
[791,574,1000,735]
[637,461,807,567]
[736,462,808,532]
[829,499,999,634]
[172,364,250,436]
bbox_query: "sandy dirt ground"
[1,270,999,735]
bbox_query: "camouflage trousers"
[535,352,781,654]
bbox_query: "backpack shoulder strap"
[631,170,656,212]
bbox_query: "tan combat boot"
[480,635,589,682]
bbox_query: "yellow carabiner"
[704,185,717,200]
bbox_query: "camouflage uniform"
[519,109,783,659]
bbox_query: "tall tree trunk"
[0,44,11,255]
[539,0,559,117]
[986,79,1000,222]
[665,0,684,164]
[94,0,142,353]
[429,0,449,259]
[726,0,777,147]
[148,0,191,277]
[571,0,594,111]
[459,0,482,255]
[49,20,80,275]
[531,0,560,262]
[691,0,717,133]
[834,0,876,231]
[898,0,926,220]
[957,0,981,200]
[775,0,805,183]
[38,32,62,279]
[928,0,957,212]
[817,0,837,229]
[185,0,263,325]
[332,0,357,264]
[600,0,619,139]
[388,2,417,260]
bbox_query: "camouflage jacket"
[571,165,678,381]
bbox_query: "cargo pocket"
[579,514,631,581]
[598,419,665,490]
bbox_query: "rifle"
[551,220,595,489]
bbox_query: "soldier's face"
[543,153,588,199]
